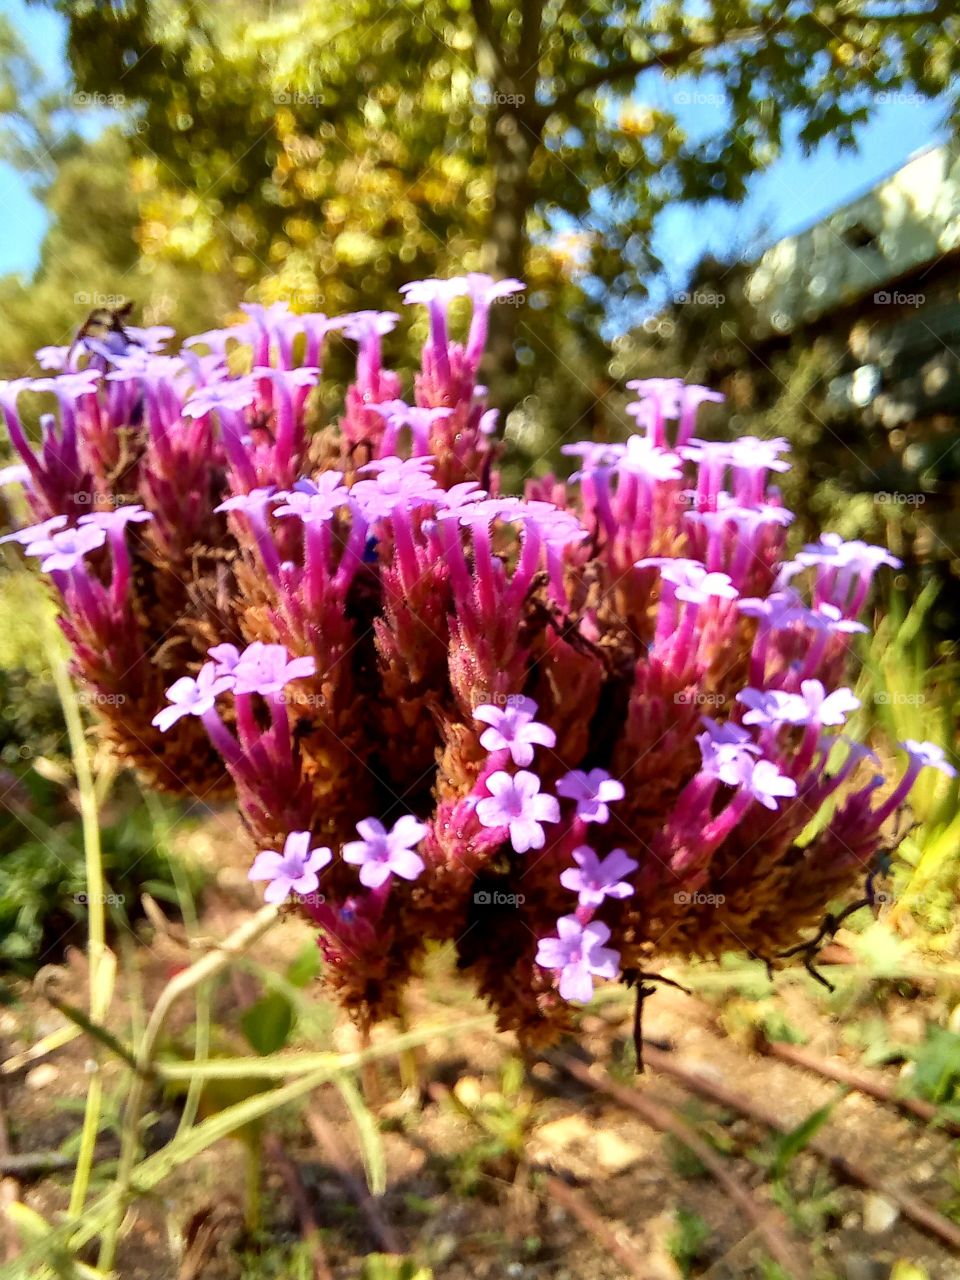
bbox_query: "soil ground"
[2,815,959,1280]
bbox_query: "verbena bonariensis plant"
[1,278,954,1046]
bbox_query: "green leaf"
[335,1075,387,1196]
[286,942,322,988]
[240,993,295,1056]
[769,1096,840,1180]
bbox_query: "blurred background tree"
[9,0,956,470]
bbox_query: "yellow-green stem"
[46,627,107,1221]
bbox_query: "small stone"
[845,1255,887,1280]
[25,1063,58,1090]
[594,1129,644,1173]
[863,1193,900,1235]
[841,1211,861,1230]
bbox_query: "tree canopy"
[10,0,960,454]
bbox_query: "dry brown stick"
[542,1173,654,1280]
[759,1038,960,1137]
[427,1082,652,1279]
[263,1133,333,1280]
[637,1043,960,1253]
[305,1105,401,1254]
[551,1052,810,1280]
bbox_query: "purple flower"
[27,523,107,572]
[183,377,256,418]
[474,696,556,766]
[618,435,683,481]
[152,662,234,732]
[901,740,957,778]
[273,471,350,522]
[797,533,900,575]
[0,515,68,547]
[35,345,70,371]
[342,814,429,889]
[249,831,332,904]
[232,642,316,696]
[743,758,797,809]
[737,680,859,729]
[399,277,471,307]
[560,845,638,907]
[215,487,277,516]
[340,310,400,341]
[0,463,30,488]
[77,505,153,534]
[555,768,625,823]
[660,560,738,604]
[208,643,242,677]
[475,770,560,853]
[535,916,620,1003]
[697,719,760,785]
[351,456,443,518]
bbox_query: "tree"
[28,0,960,455]
[0,15,233,377]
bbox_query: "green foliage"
[241,993,296,1057]
[667,1206,711,1276]
[0,801,202,967]
[903,1025,960,1112]
[852,583,960,928]
[18,0,960,457]
[360,1256,433,1280]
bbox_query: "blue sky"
[0,0,949,289]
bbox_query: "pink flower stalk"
[4,278,920,1043]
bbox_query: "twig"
[263,1133,333,1280]
[636,1042,960,1252]
[0,1152,77,1177]
[542,1174,651,1279]
[760,1038,960,1137]
[550,1051,811,1280]
[305,1105,401,1254]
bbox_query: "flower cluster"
[2,281,951,1046]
